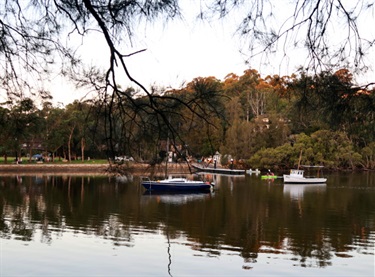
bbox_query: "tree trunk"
[68,127,75,162]
[28,139,33,162]
[81,137,85,161]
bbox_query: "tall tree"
[174,77,226,158]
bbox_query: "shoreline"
[0,162,192,175]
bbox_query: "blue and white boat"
[141,177,214,192]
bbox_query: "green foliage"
[247,130,368,170]
[361,142,375,169]
[286,70,375,143]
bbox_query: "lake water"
[1,172,374,276]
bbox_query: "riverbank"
[0,162,192,175]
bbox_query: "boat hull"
[283,175,327,184]
[192,164,245,175]
[141,180,213,191]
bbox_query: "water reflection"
[283,183,327,200]
[142,191,215,205]
[0,173,374,276]
[114,174,134,184]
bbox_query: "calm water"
[0,172,374,276]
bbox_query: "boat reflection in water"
[283,183,327,200]
[142,190,215,205]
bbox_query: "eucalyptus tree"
[62,100,96,161]
[220,96,251,159]
[43,107,67,160]
[237,69,263,120]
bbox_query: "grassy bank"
[0,157,108,164]
[0,158,191,175]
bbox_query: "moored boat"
[141,177,214,191]
[192,163,245,175]
[283,166,327,184]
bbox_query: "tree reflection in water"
[0,173,374,272]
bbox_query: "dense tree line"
[1,68,374,170]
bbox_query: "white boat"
[283,167,327,184]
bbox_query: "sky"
[52,5,250,105]
[50,1,375,106]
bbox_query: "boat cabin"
[290,169,305,177]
